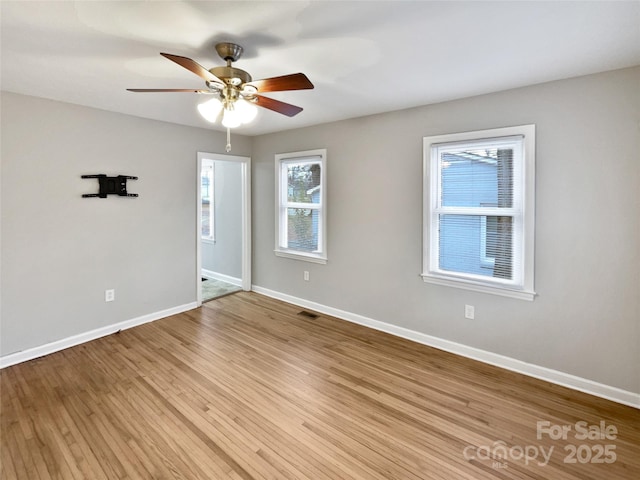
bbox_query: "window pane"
[485,215,499,260]
[439,214,512,279]
[287,162,321,204]
[201,167,213,238]
[491,216,513,279]
[287,208,319,251]
[440,147,513,208]
[201,200,211,237]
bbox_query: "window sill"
[421,274,535,301]
[275,249,327,264]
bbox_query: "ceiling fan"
[127,42,314,131]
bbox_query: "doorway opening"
[196,152,251,305]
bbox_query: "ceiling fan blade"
[254,95,303,117]
[246,73,314,93]
[127,88,211,93]
[160,53,222,83]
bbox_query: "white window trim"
[275,149,327,264]
[422,125,536,301]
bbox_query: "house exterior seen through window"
[422,126,535,300]
[275,149,327,264]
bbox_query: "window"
[422,125,535,300]
[275,149,327,263]
[201,159,214,241]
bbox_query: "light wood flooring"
[1,291,639,479]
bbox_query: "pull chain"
[226,127,232,152]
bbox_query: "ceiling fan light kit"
[127,42,314,152]
[197,98,222,122]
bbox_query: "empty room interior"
[1,1,639,479]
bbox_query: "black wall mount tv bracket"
[82,174,138,198]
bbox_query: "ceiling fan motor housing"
[209,66,252,86]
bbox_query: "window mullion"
[286,202,321,210]
[435,207,518,216]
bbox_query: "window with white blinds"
[275,149,327,264]
[422,126,536,300]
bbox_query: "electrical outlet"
[303,271,310,281]
[105,289,115,302]
[465,304,474,319]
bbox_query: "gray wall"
[202,159,243,279]
[251,66,640,393]
[0,92,251,356]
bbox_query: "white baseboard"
[0,302,198,369]
[251,285,640,409]
[201,269,242,287]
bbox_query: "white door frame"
[196,152,251,306]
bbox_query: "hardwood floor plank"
[2,291,639,479]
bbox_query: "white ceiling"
[2,1,639,136]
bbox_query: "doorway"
[196,152,251,305]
